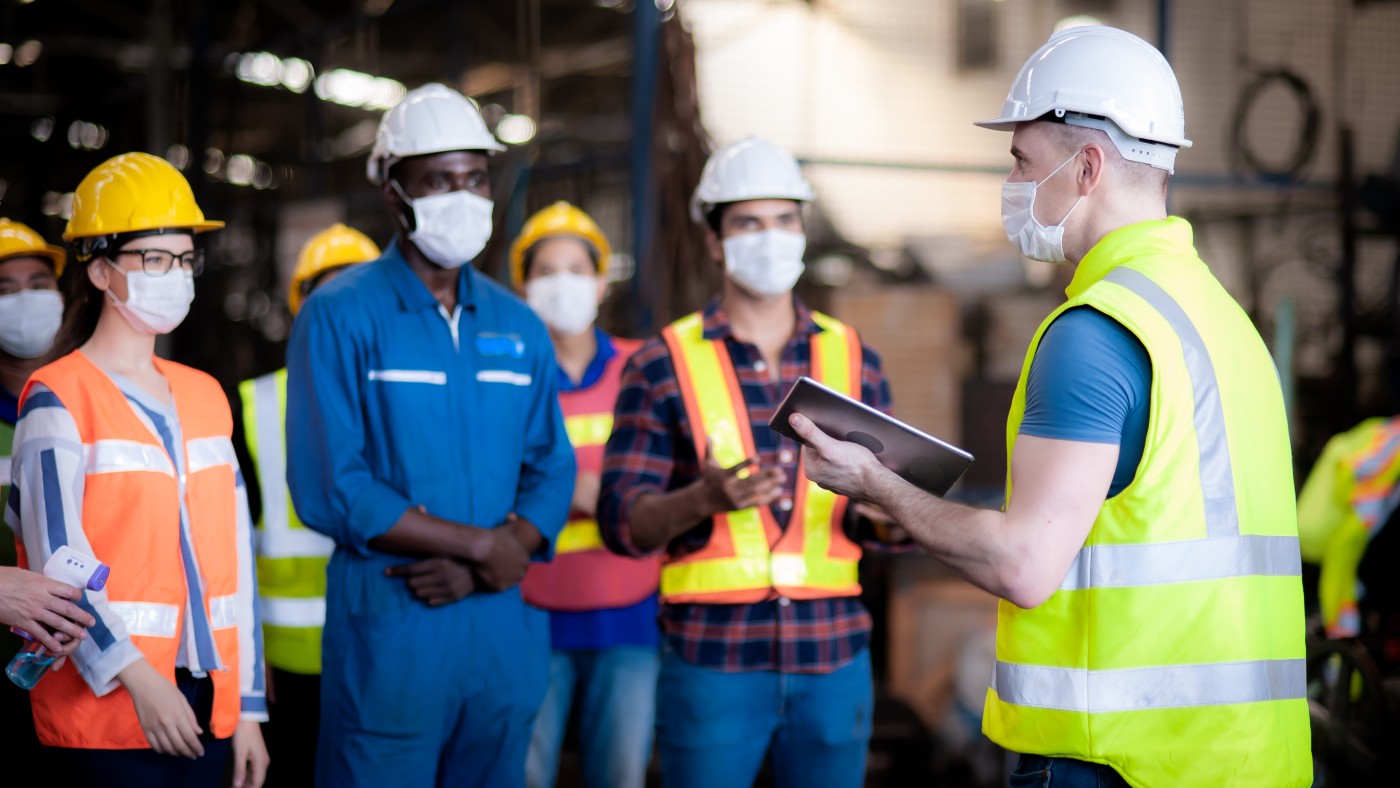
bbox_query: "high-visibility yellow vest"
[657,309,863,604]
[1297,416,1400,637]
[984,219,1311,787]
[240,368,334,675]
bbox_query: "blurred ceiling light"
[253,162,274,190]
[30,116,54,142]
[236,51,283,87]
[0,44,12,66]
[67,121,108,151]
[594,0,626,8]
[14,40,42,67]
[363,0,395,16]
[655,0,675,11]
[227,154,257,186]
[204,148,225,175]
[42,191,75,219]
[166,144,190,170]
[495,114,536,145]
[1054,15,1104,32]
[315,68,405,110]
[280,58,313,93]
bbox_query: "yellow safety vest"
[658,309,863,604]
[240,368,334,675]
[984,219,1311,787]
[1297,416,1400,636]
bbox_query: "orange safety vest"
[523,338,662,611]
[19,352,244,749]
[658,310,863,604]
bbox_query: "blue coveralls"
[285,241,575,788]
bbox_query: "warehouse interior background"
[4,0,1400,784]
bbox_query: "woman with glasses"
[6,153,269,787]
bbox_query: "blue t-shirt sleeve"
[1020,307,1150,447]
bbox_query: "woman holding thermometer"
[7,153,268,787]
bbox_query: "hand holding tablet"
[770,376,973,496]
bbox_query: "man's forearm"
[627,482,714,553]
[863,470,1019,600]
[368,507,490,562]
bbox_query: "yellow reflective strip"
[770,553,858,589]
[555,519,604,554]
[810,312,854,396]
[565,413,613,448]
[661,555,773,595]
[801,312,854,581]
[670,315,770,562]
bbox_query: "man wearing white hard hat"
[285,83,575,787]
[597,136,896,787]
[792,27,1310,787]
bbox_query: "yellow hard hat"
[509,201,610,287]
[63,152,224,249]
[289,223,381,315]
[0,218,65,276]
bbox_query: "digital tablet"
[769,376,974,496]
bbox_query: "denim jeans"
[1009,755,1131,788]
[526,646,660,788]
[655,647,873,788]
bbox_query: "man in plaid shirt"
[598,137,894,788]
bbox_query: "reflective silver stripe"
[0,455,10,487]
[109,601,180,638]
[208,593,238,629]
[1103,268,1238,537]
[1059,534,1301,590]
[476,370,532,386]
[991,658,1306,712]
[251,374,337,559]
[261,596,326,628]
[367,369,447,385]
[186,436,237,474]
[85,440,175,477]
[258,528,336,559]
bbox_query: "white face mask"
[526,272,600,337]
[394,182,494,269]
[722,229,806,296]
[0,289,63,358]
[105,262,195,335]
[1001,149,1086,264]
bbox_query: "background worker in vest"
[791,27,1310,788]
[1297,416,1400,638]
[597,136,893,788]
[0,217,96,763]
[285,83,575,787]
[7,152,269,787]
[232,223,379,787]
[513,202,662,788]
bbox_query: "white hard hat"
[690,136,815,224]
[975,26,1192,173]
[366,83,506,185]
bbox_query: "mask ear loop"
[388,180,417,234]
[1032,147,1089,230]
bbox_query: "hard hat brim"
[973,110,1192,149]
[62,219,225,243]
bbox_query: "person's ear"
[87,258,111,291]
[1078,144,1108,196]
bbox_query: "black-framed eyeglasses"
[112,248,206,277]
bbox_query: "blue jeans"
[656,647,873,788]
[526,646,660,788]
[1009,755,1130,788]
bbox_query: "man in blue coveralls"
[285,83,575,787]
